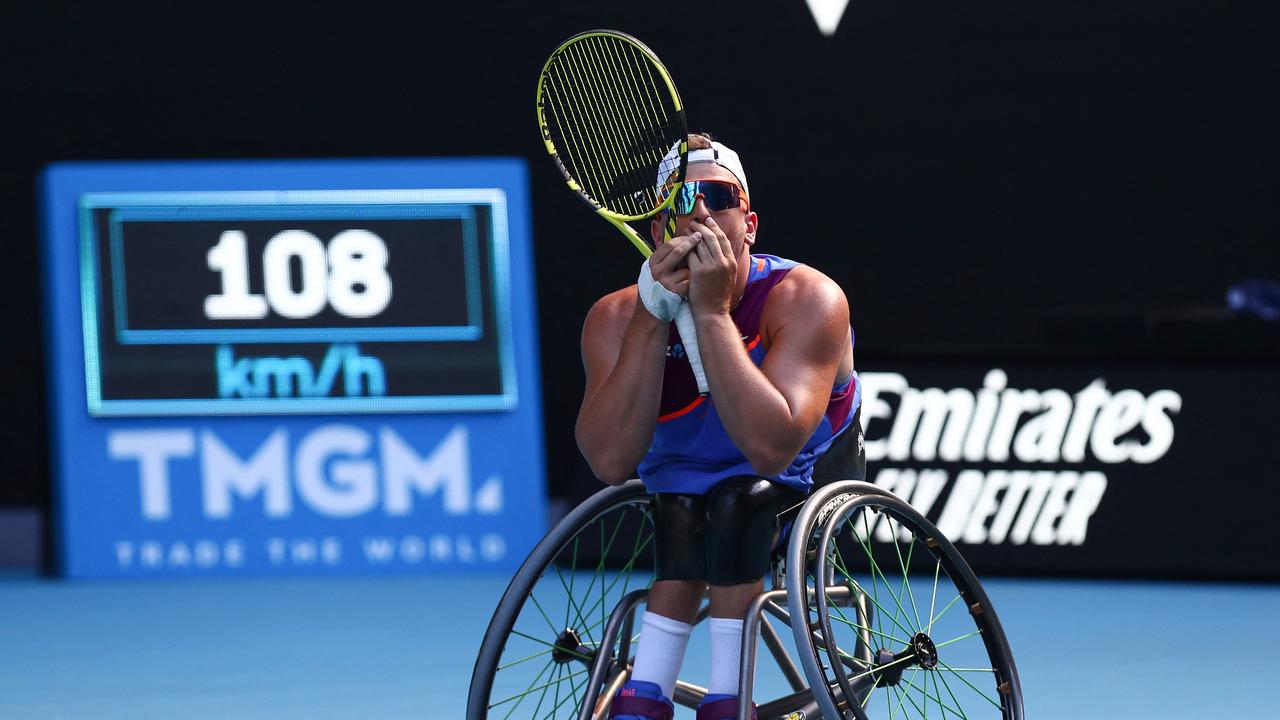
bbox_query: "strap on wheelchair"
[609,695,674,720]
[696,696,757,720]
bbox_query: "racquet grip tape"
[674,303,709,395]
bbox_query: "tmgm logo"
[106,425,502,520]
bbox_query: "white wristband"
[637,258,683,322]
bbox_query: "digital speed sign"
[78,188,515,415]
[41,159,548,579]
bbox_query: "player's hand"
[686,216,736,316]
[648,232,701,298]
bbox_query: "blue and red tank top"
[637,254,860,494]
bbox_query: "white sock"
[709,617,746,695]
[630,611,693,699]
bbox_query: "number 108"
[204,229,393,320]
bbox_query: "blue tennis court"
[2,571,1274,718]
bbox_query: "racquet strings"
[541,34,683,217]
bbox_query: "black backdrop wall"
[3,2,1278,547]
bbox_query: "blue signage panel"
[41,159,546,578]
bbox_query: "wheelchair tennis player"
[575,133,864,720]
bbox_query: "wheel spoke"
[935,629,983,650]
[573,514,654,630]
[929,667,955,720]
[937,660,1002,711]
[478,489,668,720]
[566,669,589,719]
[553,541,583,631]
[498,646,556,671]
[563,541,591,640]
[831,534,917,643]
[510,628,593,663]
[930,592,964,628]
[567,509,632,647]
[838,572,918,643]
[851,513,918,640]
[824,608,910,646]
[618,510,654,605]
[862,679,877,708]
[890,516,924,631]
[928,556,942,636]
[489,657,571,710]
[523,658,555,720]
[578,510,626,646]
[846,650,917,684]
[591,518,654,642]
[544,666,592,718]
[834,646,872,667]
[822,595,877,669]
[901,673,965,717]
[577,530,655,638]
[529,591,560,636]
[898,669,926,718]
[810,514,871,695]
[550,662,563,720]
[864,515,916,642]
[567,539,578,626]
[859,508,887,649]
[826,539,871,657]
[497,654,555,718]
[890,679,913,718]
[935,667,970,720]
[583,543,660,638]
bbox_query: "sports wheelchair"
[468,479,1023,719]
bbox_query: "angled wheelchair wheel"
[468,480,656,720]
[786,482,1023,720]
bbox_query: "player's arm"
[687,220,849,475]
[576,234,702,484]
[574,290,670,485]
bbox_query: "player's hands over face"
[648,231,700,299]
[686,216,737,317]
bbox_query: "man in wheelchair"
[576,133,864,720]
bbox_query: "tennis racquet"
[536,29,709,395]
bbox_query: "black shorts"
[652,415,865,585]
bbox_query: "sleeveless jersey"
[637,254,861,494]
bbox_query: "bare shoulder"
[582,285,639,342]
[763,264,850,329]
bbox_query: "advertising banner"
[859,361,1278,580]
[41,159,546,578]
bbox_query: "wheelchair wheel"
[786,482,1023,720]
[468,480,656,720]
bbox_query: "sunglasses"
[661,180,748,216]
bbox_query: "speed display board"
[41,159,547,578]
[81,189,513,414]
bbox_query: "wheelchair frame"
[468,479,1023,720]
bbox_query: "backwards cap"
[656,139,750,200]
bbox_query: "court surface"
[0,571,1274,719]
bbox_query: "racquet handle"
[673,302,708,395]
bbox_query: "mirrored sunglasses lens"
[675,184,697,215]
[673,182,735,215]
[698,183,737,211]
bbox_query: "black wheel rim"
[468,482,657,719]
[810,493,1023,719]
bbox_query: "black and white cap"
[656,140,750,199]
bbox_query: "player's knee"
[704,477,797,586]
[653,493,708,581]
